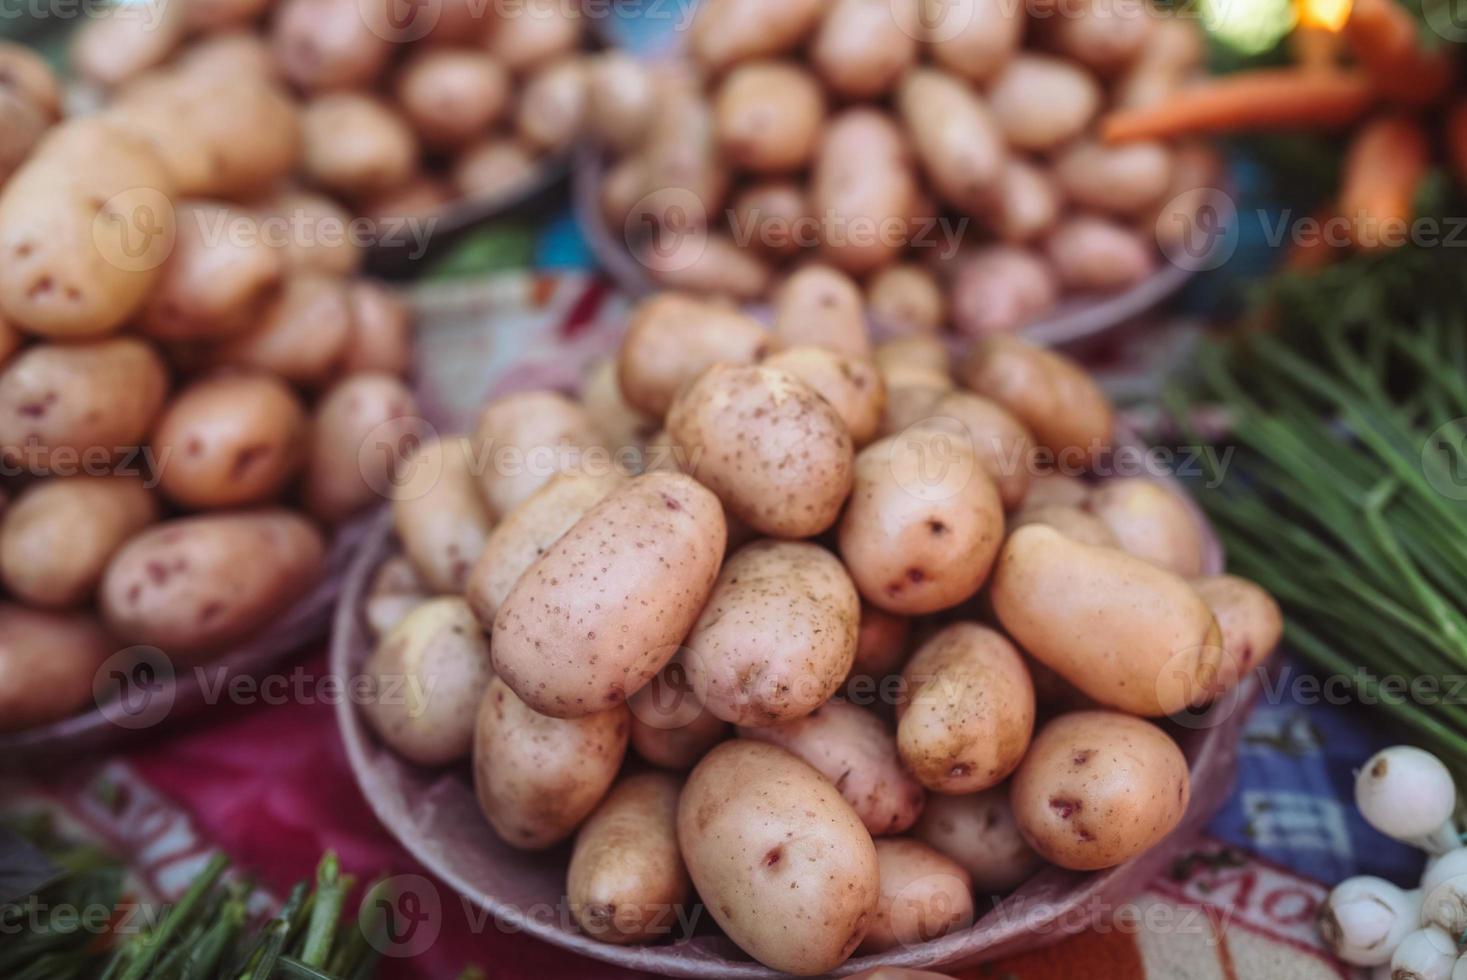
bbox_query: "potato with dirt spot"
[897,623,1034,793]
[898,68,1006,216]
[393,436,495,594]
[465,468,627,630]
[492,472,726,717]
[689,0,826,73]
[473,676,629,850]
[714,61,824,174]
[1012,710,1190,870]
[914,786,1046,894]
[811,0,920,99]
[212,273,353,387]
[860,838,975,953]
[628,658,731,770]
[395,50,510,149]
[990,524,1223,716]
[0,476,158,610]
[616,294,773,419]
[740,699,924,835]
[677,740,880,975]
[151,374,307,510]
[1086,477,1205,577]
[100,510,325,656]
[922,0,1024,83]
[987,55,1101,152]
[772,264,870,358]
[361,597,493,766]
[0,604,115,732]
[838,428,1005,615]
[762,346,886,447]
[0,337,168,474]
[473,390,606,518]
[667,364,854,539]
[304,373,420,523]
[811,109,918,275]
[1191,574,1282,689]
[568,772,693,945]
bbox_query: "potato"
[213,273,352,386]
[1148,142,1224,254]
[860,839,974,953]
[465,468,627,629]
[585,52,656,152]
[304,373,420,522]
[640,233,773,302]
[185,0,272,33]
[981,159,1062,244]
[667,364,854,539]
[950,245,1058,336]
[1045,216,1156,292]
[1045,0,1153,74]
[361,176,451,227]
[677,740,880,974]
[898,68,1005,215]
[472,677,628,850]
[486,0,581,74]
[71,0,185,88]
[838,429,1005,615]
[473,390,604,518]
[516,57,587,154]
[1054,140,1173,216]
[811,0,919,99]
[271,0,392,92]
[0,120,176,338]
[0,338,168,473]
[0,91,48,189]
[959,335,1113,467]
[255,191,362,276]
[641,75,728,230]
[361,597,493,766]
[1011,504,1118,547]
[1191,574,1283,683]
[922,0,1024,82]
[762,347,886,448]
[867,264,944,335]
[685,540,858,726]
[987,55,1101,152]
[730,181,811,259]
[991,525,1223,716]
[0,604,114,732]
[100,510,325,656]
[628,658,730,770]
[740,700,924,835]
[395,49,510,148]
[914,786,1045,894]
[364,556,428,638]
[874,336,950,381]
[493,472,726,717]
[341,280,413,377]
[139,202,283,342]
[896,623,1034,793]
[689,0,825,72]
[850,602,911,683]
[151,374,307,509]
[910,390,1036,510]
[616,294,773,418]
[580,358,656,453]
[1012,710,1190,870]
[452,139,536,201]
[0,42,62,119]
[568,772,693,945]
[714,61,824,174]
[300,94,418,198]
[0,476,157,610]
[1022,470,1090,509]
[392,436,495,594]
[812,109,917,275]
[1086,477,1205,576]
[173,32,279,83]
[772,264,870,358]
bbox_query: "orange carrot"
[1100,69,1377,144]
[1337,114,1430,251]
[1446,100,1467,190]
[1344,0,1454,106]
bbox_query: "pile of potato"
[591,0,1220,337]
[67,0,597,224]
[359,273,1284,974]
[0,40,422,735]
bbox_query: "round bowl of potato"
[332,288,1281,976]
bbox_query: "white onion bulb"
[1391,927,1459,980]
[1357,747,1460,854]
[1319,876,1423,966]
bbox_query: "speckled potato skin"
[859,838,975,954]
[567,772,693,945]
[896,624,1035,794]
[465,468,627,630]
[99,510,324,657]
[772,265,870,359]
[667,364,854,539]
[392,436,495,595]
[1012,710,1190,871]
[762,346,886,448]
[361,597,492,766]
[686,540,858,726]
[1086,478,1205,577]
[151,374,307,510]
[0,475,158,610]
[1191,574,1282,688]
[304,373,420,523]
[913,786,1046,894]
[0,338,168,474]
[959,336,1114,468]
[472,677,629,851]
[990,525,1223,717]
[838,429,1005,615]
[677,740,880,975]
[739,699,924,836]
[910,391,1036,510]
[616,294,773,419]
[492,472,726,718]
[0,604,115,732]
[472,390,605,518]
